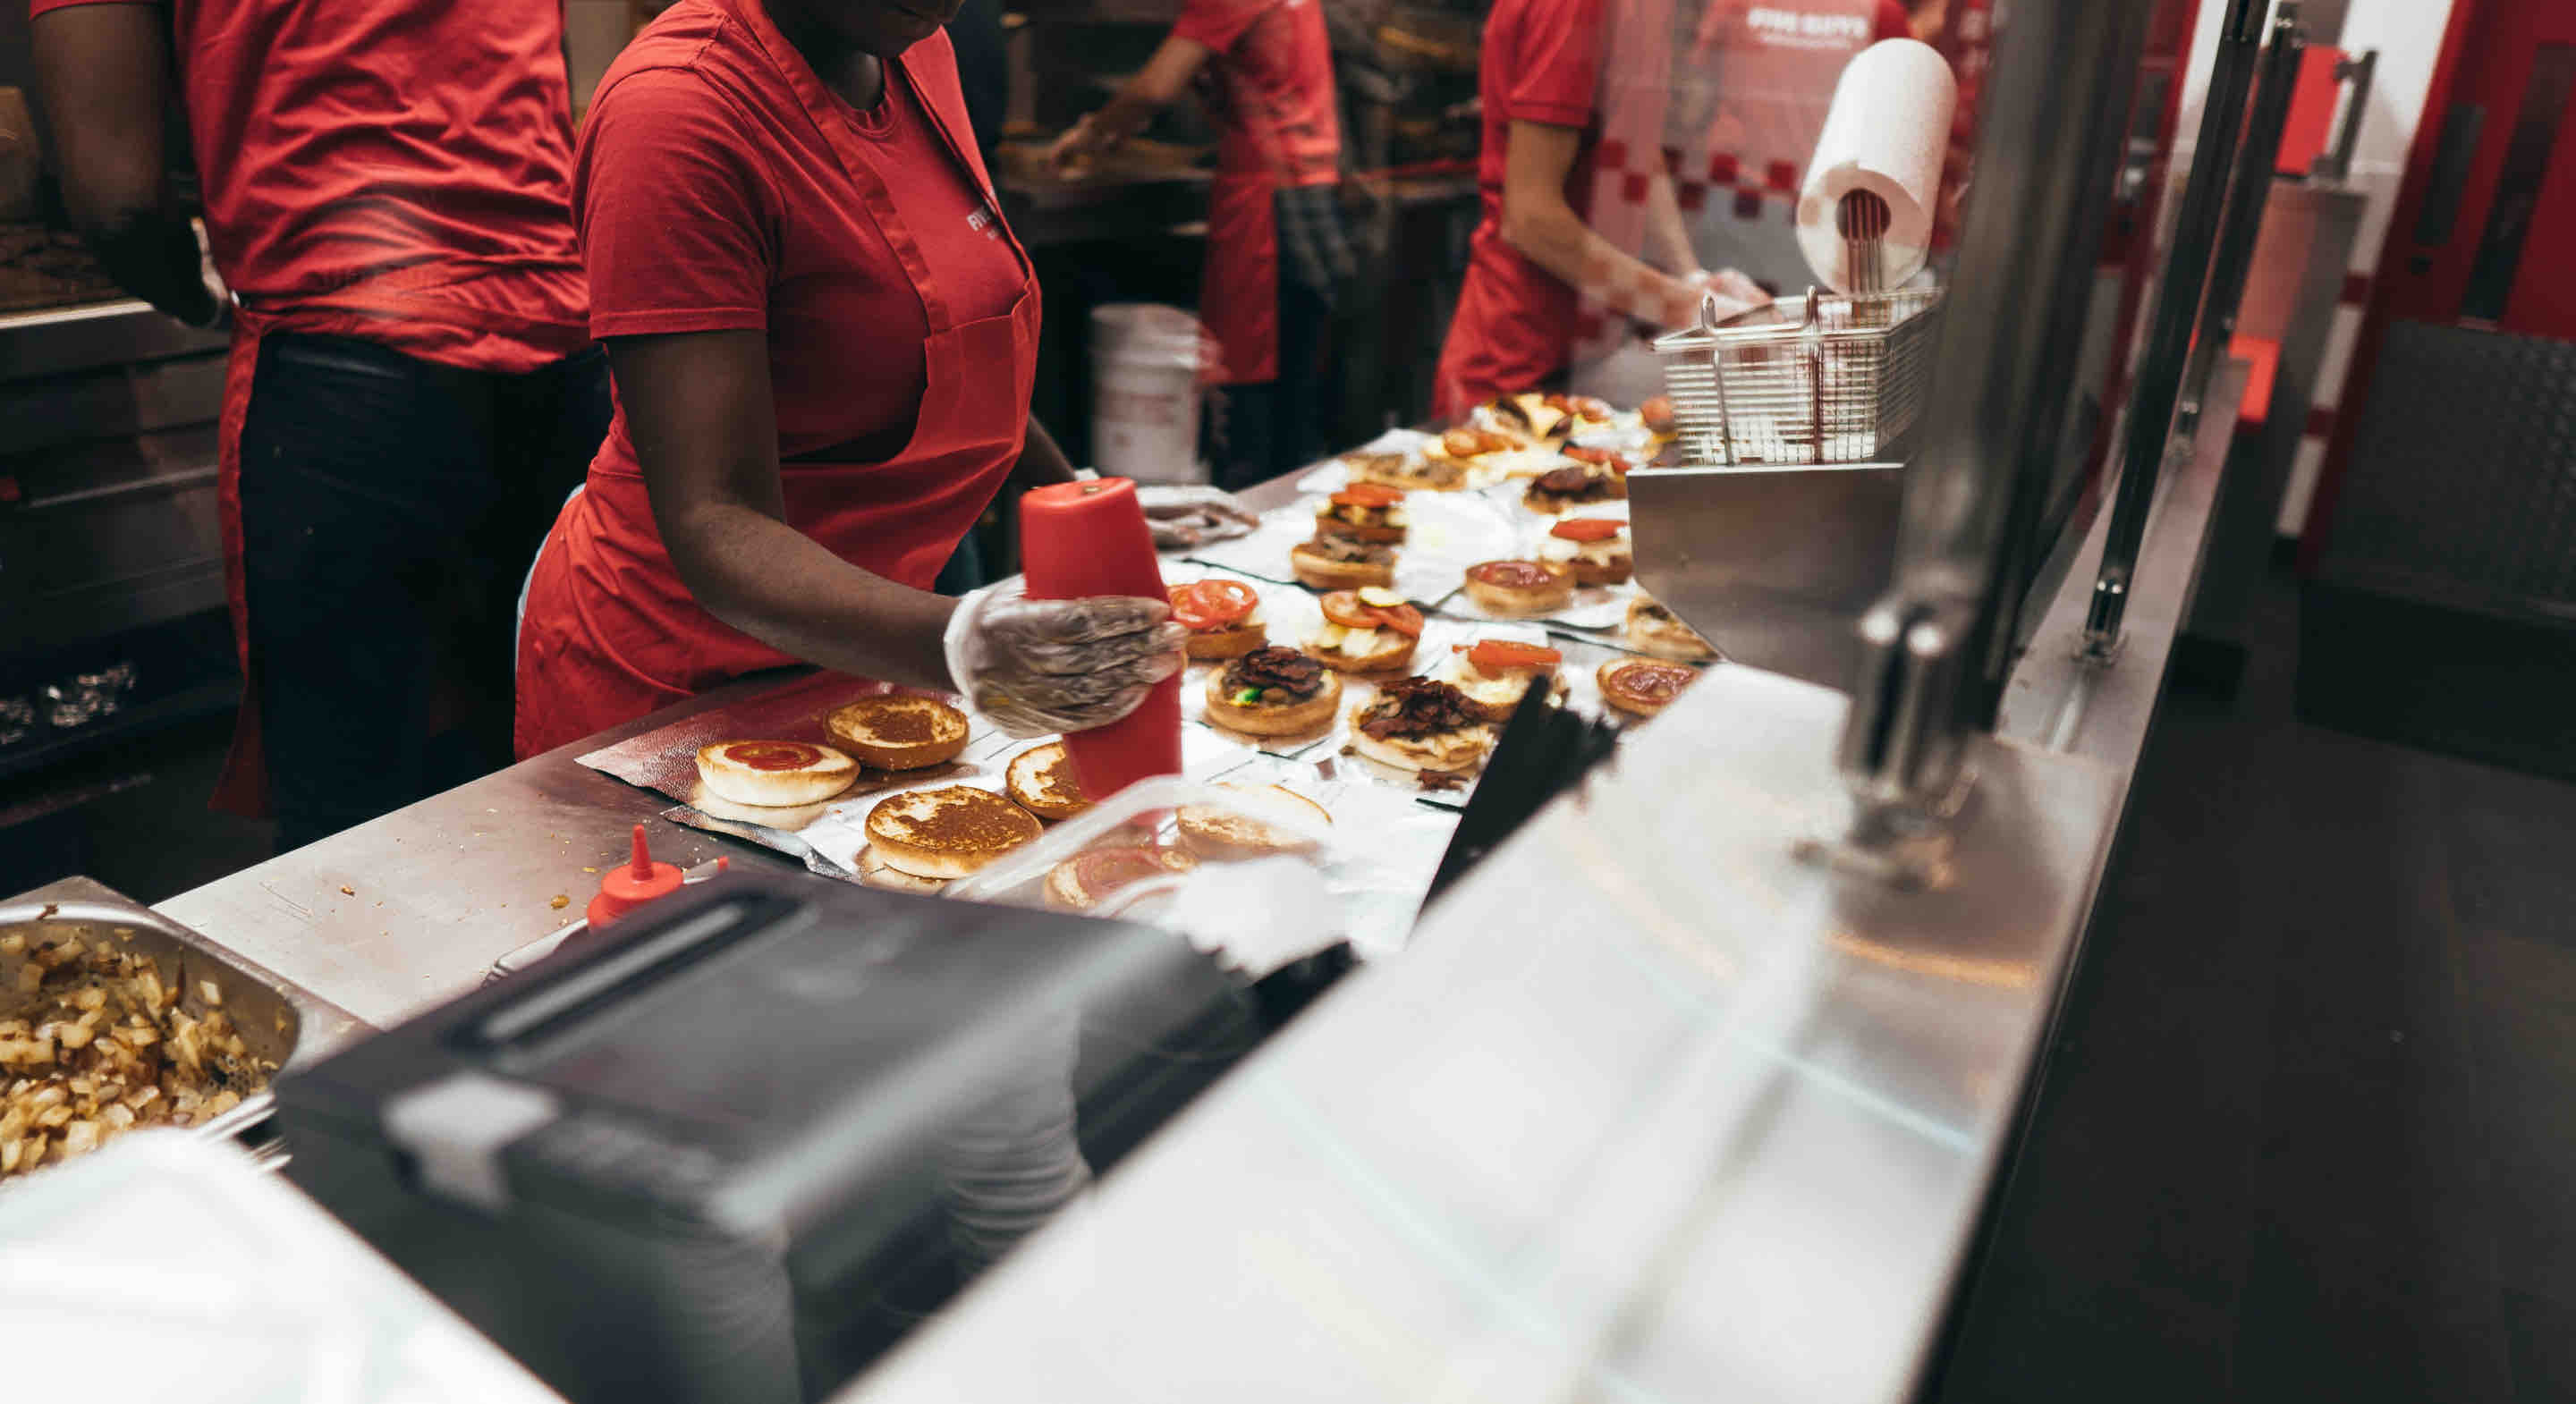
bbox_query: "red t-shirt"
[1172,0,1341,185]
[30,0,588,372]
[578,13,1026,468]
[1431,0,1602,417]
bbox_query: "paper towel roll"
[1796,39,1958,296]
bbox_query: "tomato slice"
[1321,590,1423,635]
[1331,483,1405,508]
[1442,428,1486,458]
[1563,447,1631,471]
[1171,579,1258,630]
[1468,639,1562,670]
[1371,603,1425,638]
[1551,517,1626,542]
[1320,591,1380,629]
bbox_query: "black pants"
[238,333,610,852]
[1213,184,1353,491]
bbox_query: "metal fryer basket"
[1651,284,1943,466]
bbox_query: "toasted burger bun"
[1597,658,1701,718]
[1538,533,1633,586]
[1462,561,1575,615]
[1349,454,1465,492]
[689,788,837,832]
[1182,618,1267,660]
[864,784,1042,880]
[1203,665,1342,736]
[1345,719,1494,779]
[1314,504,1407,546]
[857,844,951,893]
[1176,784,1333,860]
[1626,597,1718,662]
[1045,843,1197,911]
[1570,549,1632,587]
[1290,540,1396,590]
[826,695,970,771]
[1306,630,1417,674]
[695,740,859,808]
[1004,740,1093,820]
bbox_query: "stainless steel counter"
[150,468,1327,1029]
[153,680,800,1028]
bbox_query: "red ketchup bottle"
[1019,478,1182,800]
[586,824,683,931]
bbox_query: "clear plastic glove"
[1135,484,1261,551]
[944,579,1188,738]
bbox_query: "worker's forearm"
[1642,173,1698,277]
[1504,202,1693,326]
[663,500,960,689]
[1013,417,1079,486]
[80,208,220,326]
[1087,89,1162,148]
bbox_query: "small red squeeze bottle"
[1019,477,1182,800]
[587,824,683,931]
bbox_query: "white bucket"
[1089,303,1205,485]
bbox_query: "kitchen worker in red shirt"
[512,0,1187,757]
[31,0,608,852]
[1047,0,1352,489]
[1433,0,1764,419]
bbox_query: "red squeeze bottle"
[587,824,683,930]
[1018,478,1182,799]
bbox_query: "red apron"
[210,267,595,816]
[1201,170,1279,386]
[512,6,1041,760]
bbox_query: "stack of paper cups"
[1795,39,1958,296]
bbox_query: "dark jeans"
[1213,185,1352,491]
[1213,280,1338,492]
[238,332,610,852]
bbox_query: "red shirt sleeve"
[1500,0,1603,131]
[576,68,778,339]
[1171,0,1276,55]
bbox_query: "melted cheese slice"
[1440,657,1563,710]
[1538,534,1628,565]
[1312,622,1383,656]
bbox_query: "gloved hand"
[1135,484,1261,551]
[944,579,1188,738]
[1661,267,1770,330]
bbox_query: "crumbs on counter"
[549,894,570,909]
[339,885,354,895]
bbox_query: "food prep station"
[0,0,2315,1396]
[0,351,2249,1400]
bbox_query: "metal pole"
[1835,0,2169,820]
[2080,0,2273,659]
[1959,0,2164,730]
[2181,9,2309,429]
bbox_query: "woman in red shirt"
[514,0,1183,757]
[1048,0,1352,489]
[1433,0,1764,419]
